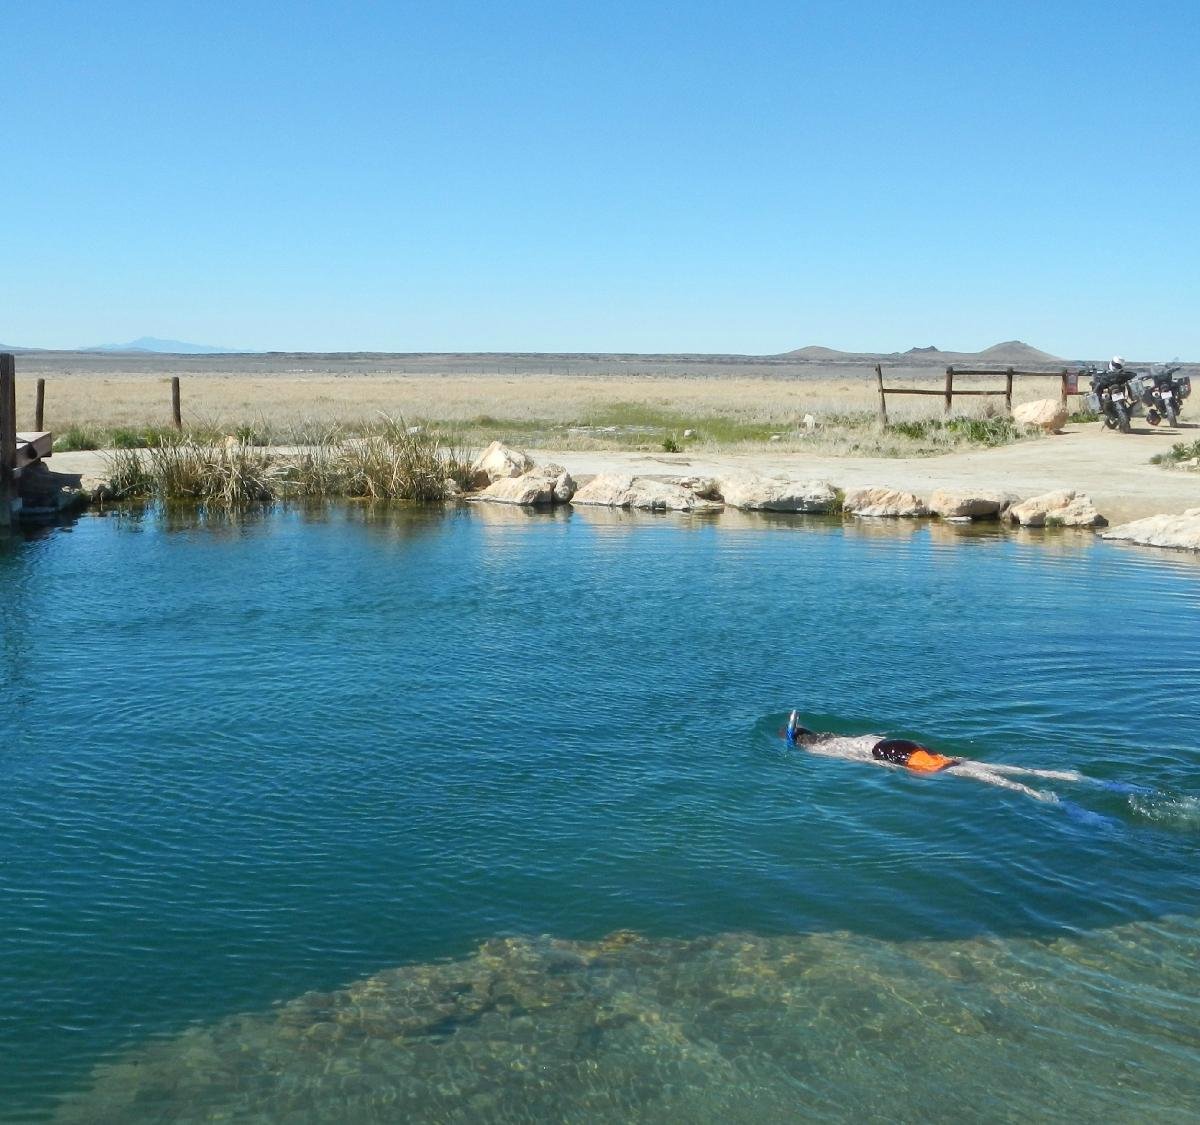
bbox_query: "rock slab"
[1101,508,1200,552]
[928,489,1012,519]
[842,487,929,517]
[571,474,722,512]
[1008,489,1106,528]
[1013,399,1069,433]
[718,474,838,513]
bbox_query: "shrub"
[100,417,472,505]
[1150,439,1200,466]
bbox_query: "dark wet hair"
[793,728,835,747]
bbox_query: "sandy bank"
[528,424,1197,525]
[44,422,1197,525]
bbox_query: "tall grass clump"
[147,434,282,502]
[54,424,104,452]
[104,447,155,499]
[338,419,472,500]
[101,418,472,505]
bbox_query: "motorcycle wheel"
[1166,403,1179,427]
[1115,402,1132,434]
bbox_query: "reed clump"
[102,419,473,505]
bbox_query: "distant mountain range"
[779,340,1067,366]
[82,336,239,354]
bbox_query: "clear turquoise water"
[2,505,1199,1121]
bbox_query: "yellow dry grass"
[16,371,1058,430]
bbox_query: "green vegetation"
[53,425,105,452]
[1150,439,1200,467]
[1068,408,1100,424]
[76,400,1037,493]
[884,416,1027,451]
[102,419,473,505]
[110,425,179,449]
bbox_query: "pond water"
[2,505,1199,1121]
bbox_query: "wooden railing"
[873,364,1080,426]
[1,354,15,529]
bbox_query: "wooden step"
[15,431,52,469]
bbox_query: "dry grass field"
[10,352,1078,458]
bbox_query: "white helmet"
[1110,355,1125,370]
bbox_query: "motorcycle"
[1132,364,1191,428]
[1083,365,1139,434]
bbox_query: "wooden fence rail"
[1,354,16,530]
[873,364,1080,426]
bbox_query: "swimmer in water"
[784,710,1084,802]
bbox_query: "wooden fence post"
[171,376,182,430]
[944,367,954,415]
[35,378,45,430]
[1005,368,1014,413]
[1,354,16,530]
[1059,368,1069,405]
[874,363,888,427]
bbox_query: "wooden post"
[1059,367,1069,405]
[874,363,888,427]
[1,354,16,530]
[944,367,954,415]
[35,377,45,430]
[1005,368,1014,413]
[171,376,182,430]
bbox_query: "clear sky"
[3,1,1197,356]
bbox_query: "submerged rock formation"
[1101,508,1200,552]
[51,918,1200,1124]
[1008,489,1106,528]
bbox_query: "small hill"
[84,336,237,354]
[974,340,1064,365]
[778,340,1065,366]
[778,345,850,360]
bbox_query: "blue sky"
[3,1,1197,356]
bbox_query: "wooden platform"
[16,431,52,470]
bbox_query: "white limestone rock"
[718,474,839,513]
[1013,398,1069,433]
[1008,489,1106,528]
[928,489,1011,519]
[473,465,575,506]
[1101,509,1200,552]
[469,441,534,488]
[571,473,722,512]
[842,487,929,518]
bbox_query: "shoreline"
[43,422,1199,524]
